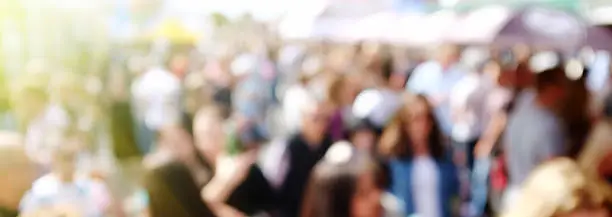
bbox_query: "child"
[19,132,111,217]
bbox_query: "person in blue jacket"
[379,94,460,217]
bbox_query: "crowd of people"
[1,41,612,217]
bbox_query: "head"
[479,60,502,83]
[302,142,383,217]
[436,44,460,68]
[300,98,331,143]
[379,94,445,159]
[170,55,189,79]
[535,66,569,108]
[327,75,359,108]
[51,131,85,182]
[348,120,378,153]
[193,105,227,161]
[158,125,195,164]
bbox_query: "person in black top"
[261,98,334,217]
[144,105,275,217]
[195,106,276,217]
[144,161,216,217]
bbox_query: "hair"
[379,94,445,160]
[562,67,591,159]
[144,162,215,217]
[604,92,612,119]
[326,74,347,107]
[535,66,566,92]
[301,145,378,217]
[381,55,394,83]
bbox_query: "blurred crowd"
[2,39,612,217]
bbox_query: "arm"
[449,79,473,124]
[201,151,258,217]
[475,112,508,157]
[202,175,248,217]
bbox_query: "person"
[380,94,460,217]
[449,59,494,171]
[144,156,215,217]
[500,119,612,217]
[452,60,505,216]
[562,65,592,158]
[131,58,182,154]
[20,131,112,217]
[260,97,334,217]
[203,57,233,114]
[500,158,611,217]
[142,124,217,217]
[282,56,320,133]
[503,65,569,210]
[194,106,276,217]
[347,120,379,153]
[301,141,403,217]
[326,74,360,142]
[352,55,403,132]
[0,132,37,217]
[13,78,70,171]
[478,58,533,214]
[448,56,493,213]
[406,44,466,137]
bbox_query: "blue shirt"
[389,157,459,217]
[406,61,466,135]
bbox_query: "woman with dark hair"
[301,141,403,217]
[562,66,592,159]
[380,94,459,217]
[326,74,360,142]
[143,161,215,217]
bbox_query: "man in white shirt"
[406,45,466,137]
[353,56,404,131]
[131,65,182,154]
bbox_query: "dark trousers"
[452,138,479,171]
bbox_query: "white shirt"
[450,73,491,142]
[282,84,311,132]
[259,138,290,190]
[407,61,466,135]
[411,156,440,217]
[131,67,182,130]
[25,105,70,166]
[20,174,111,217]
[352,88,402,128]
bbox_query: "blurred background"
[3,0,612,217]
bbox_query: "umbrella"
[387,10,457,46]
[342,12,399,42]
[447,6,612,52]
[143,18,201,44]
[586,26,612,52]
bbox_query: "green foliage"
[211,13,230,27]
